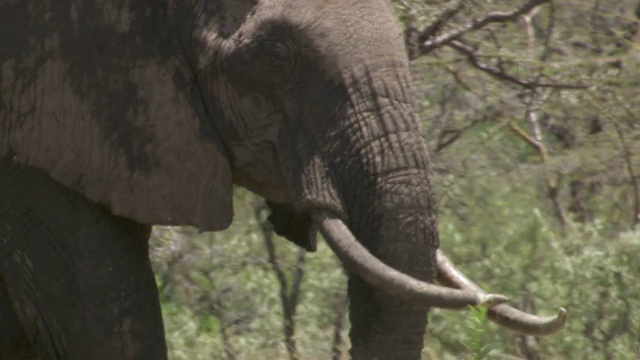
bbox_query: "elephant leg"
[0,275,41,359]
[0,160,167,360]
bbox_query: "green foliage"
[151,189,349,359]
[414,2,640,358]
[430,172,640,359]
[461,306,503,360]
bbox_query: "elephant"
[0,0,566,359]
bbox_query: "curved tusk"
[436,249,567,335]
[313,211,509,309]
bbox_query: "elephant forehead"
[255,0,407,67]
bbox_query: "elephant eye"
[228,34,300,90]
[259,38,295,69]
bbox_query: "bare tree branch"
[256,206,306,360]
[406,0,466,60]
[515,291,542,360]
[418,0,552,55]
[509,120,567,229]
[417,0,466,45]
[613,123,640,228]
[434,108,500,153]
[208,298,237,360]
[330,292,349,360]
[539,1,556,61]
[449,41,588,90]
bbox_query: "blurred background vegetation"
[150,1,640,358]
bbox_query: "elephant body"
[0,0,564,359]
[3,1,434,358]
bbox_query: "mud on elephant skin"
[0,0,566,359]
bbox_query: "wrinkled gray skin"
[1,0,438,358]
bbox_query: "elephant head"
[0,0,565,358]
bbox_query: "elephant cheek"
[230,145,293,204]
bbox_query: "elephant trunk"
[346,144,438,359]
[327,71,441,359]
[290,61,566,359]
[306,65,566,358]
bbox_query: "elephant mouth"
[313,211,567,336]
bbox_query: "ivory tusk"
[436,249,567,335]
[313,211,509,309]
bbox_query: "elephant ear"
[0,2,233,231]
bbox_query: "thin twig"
[418,0,552,54]
[613,123,640,228]
[509,120,566,229]
[407,0,466,60]
[330,291,349,360]
[434,108,500,153]
[418,0,466,44]
[515,291,542,360]
[449,41,588,90]
[257,206,306,360]
[209,299,237,360]
[539,1,556,61]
